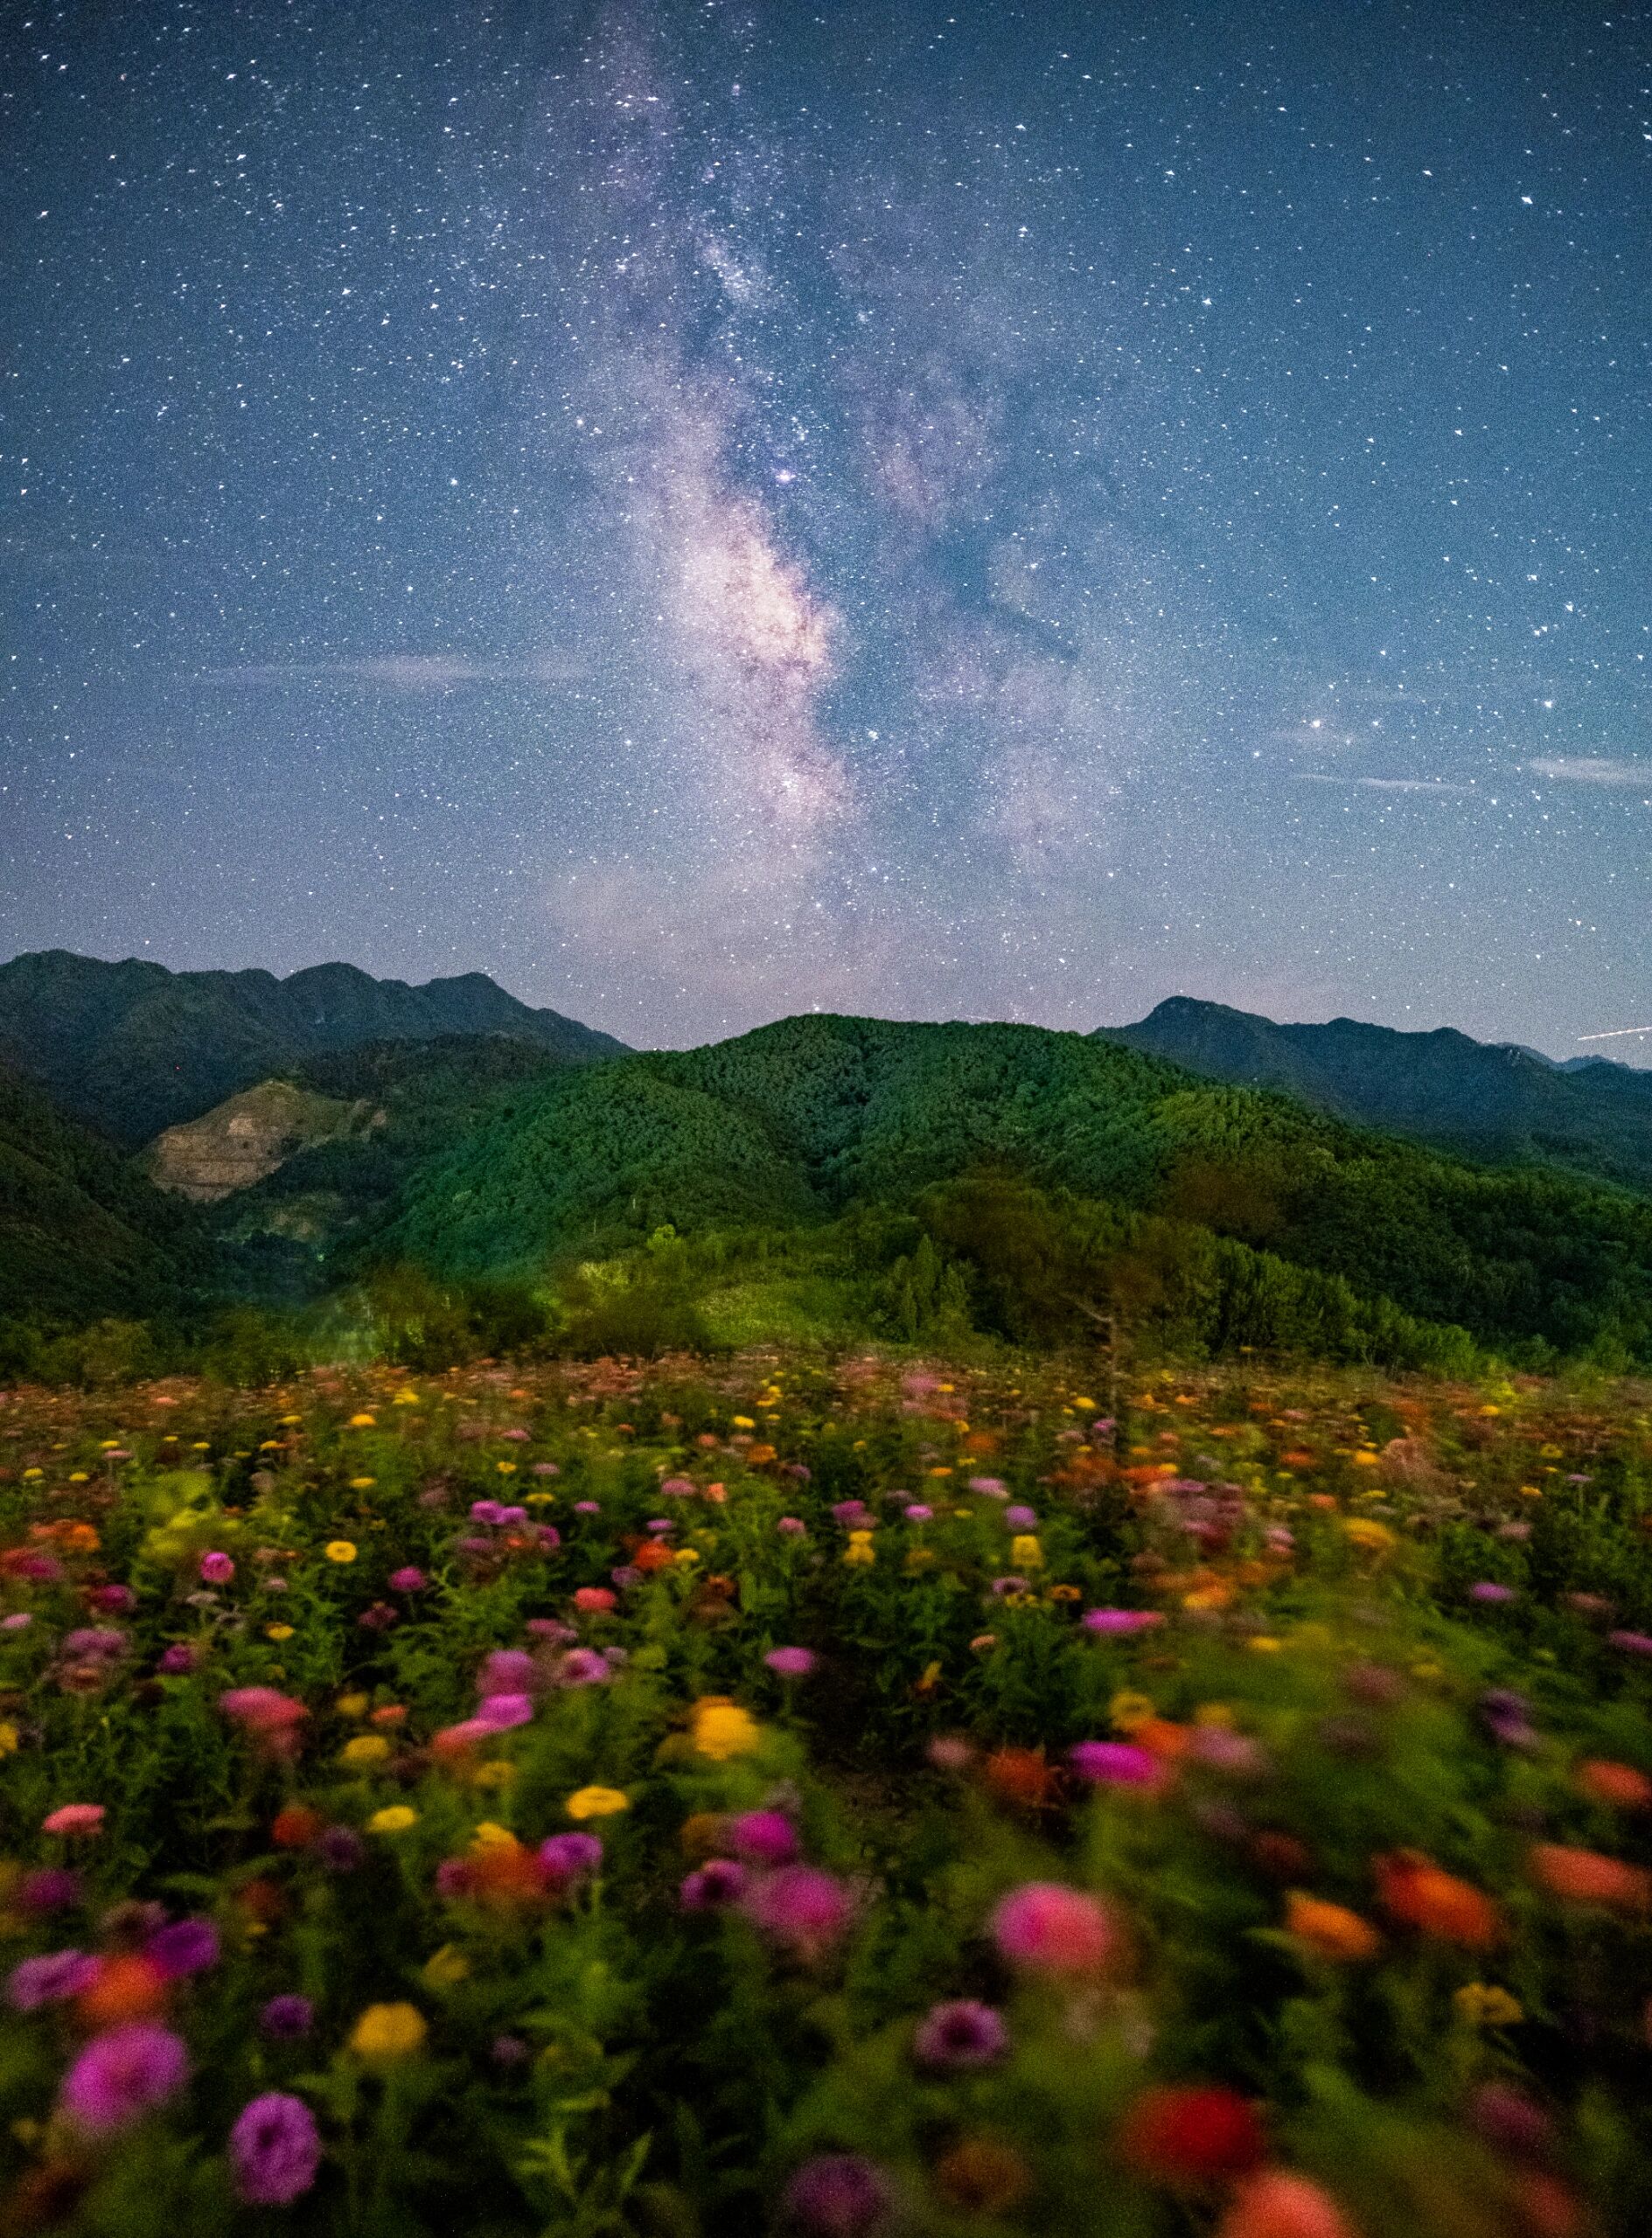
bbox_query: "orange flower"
[1373,1851,1501,1949]
[631,1540,674,1573]
[1576,1759,1652,1810]
[984,1746,1057,1809]
[75,1953,168,2028]
[1283,1891,1382,1963]
[270,1804,324,1850]
[1133,1718,1191,1760]
[465,1834,548,1910]
[1530,1844,1652,1912]
[1218,2170,1359,2238]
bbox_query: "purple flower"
[61,1628,128,1663]
[317,1826,366,1874]
[913,1997,1007,2069]
[764,1647,817,1678]
[1609,1630,1652,1656]
[680,1858,748,1911]
[90,1585,137,1615]
[17,1868,80,1914]
[526,1618,577,1645]
[533,1461,561,1478]
[475,1691,534,1731]
[145,1918,220,1979]
[1469,1581,1516,1606]
[539,1833,603,1886]
[357,1601,399,1632]
[0,1611,33,1632]
[1082,1607,1163,1636]
[1070,1740,1162,1787]
[728,1810,799,1866]
[832,1500,869,1524]
[902,1503,933,1523]
[7,1949,100,2011]
[478,1649,537,1698]
[575,1499,601,1515]
[230,2092,322,2206]
[388,1566,426,1593]
[259,1994,314,2039]
[491,2032,530,2063]
[660,1476,695,1496]
[783,2153,893,2238]
[610,1565,643,1589]
[967,1476,1007,1499]
[1004,1504,1038,1529]
[646,1517,675,1535]
[157,1643,199,1675]
[990,1576,1028,1597]
[471,1500,506,1526]
[558,1647,611,1686]
[742,1865,852,1957]
[59,2023,187,2135]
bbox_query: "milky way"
[3,1,1649,1056]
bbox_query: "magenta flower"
[1082,1608,1164,1636]
[1004,1504,1038,1529]
[1070,1740,1163,1787]
[540,1833,603,1886]
[7,1949,100,2011]
[902,1503,933,1523]
[1469,1581,1516,1606]
[146,1919,220,1979]
[157,1643,199,1675]
[477,1649,537,1698]
[558,1648,611,1686]
[259,1994,314,2039]
[680,1859,748,1911]
[783,2153,893,2238]
[1609,1629,1652,1656]
[743,1865,852,1959]
[475,1691,534,1731]
[765,1647,817,1677]
[388,1566,427,1593]
[220,1686,306,1735]
[199,1551,234,1586]
[913,1998,1008,2068]
[230,2092,322,2206]
[59,2024,187,2135]
[991,1882,1115,1976]
[728,1810,799,1866]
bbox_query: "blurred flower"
[230,2093,321,2206]
[1374,1851,1501,1948]
[765,1646,817,1677]
[783,2153,893,2237]
[913,1998,1008,2069]
[743,1865,852,1959]
[368,1806,419,1835]
[59,2023,187,2135]
[145,1919,220,1979]
[1217,2169,1358,2238]
[389,1566,426,1592]
[934,2137,1032,2214]
[1120,2084,1266,2186]
[1070,1740,1165,1788]
[350,2002,427,2062]
[692,1699,761,1760]
[1530,1843,1651,1911]
[540,1832,602,1886]
[1576,1759,1652,1809]
[1454,1983,1524,2027]
[729,1809,799,1865]
[565,1785,629,1820]
[324,1541,357,1564]
[1083,1608,1164,1636]
[991,1883,1114,1976]
[42,1803,105,1837]
[1282,1893,1381,1963]
[680,1858,748,1911]
[199,1551,234,1585]
[259,1994,313,2039]
[7,1949,100,2010]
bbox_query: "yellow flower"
[565,1784,630,1819]
[392,1390,421,1406]
[325,1540,358,1564]
[690,1698,761,1760]
[68,1472,87,1484]
[1109,1690,1157,1733]
[348,1476,376,1491]
[843,1530,876,1568]
[525,1491,556,1506]
[340,1734,392,1768]
[280,1413,303,1426]
[348,1413,377,1429]
[1073,1396,1097,1411]
[368,1805,418,1834]
[673,1547,701,1568]
[351,2002,427,2061]
[422,1945,470,1987]
[1343,1518,1396,1552]
[22,1469,41,1481]
[265,1623,295,1642]
[336,1691,370,1719]
[731,1415,756,1430]
[496,1461,517,1475]
[0,1722,18,1758]
[1248,1635,1284,1654]
[470,1821,517,1851]
[1009,1534,1042,1571]
[1453,1983,1524,2029]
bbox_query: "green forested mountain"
[380,1014,1652,1363]
[0,950,627,1143]
[0,1063,206,1327]
[1101,996,1652,1194]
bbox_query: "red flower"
[1119,2085,1266,2186]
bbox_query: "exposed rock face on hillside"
[147,1080,380,1202]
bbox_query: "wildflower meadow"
[3,1352,1652,2236]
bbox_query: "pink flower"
[573,1586,617,1614]
[1083,1608,1164,1636]
[728,1810,799,1865]
[475,1691,534,1731]
[388,1566,427,1592]
[41,1803,105,1837]
[199,1551,234,1586]
[1070,1741,1164,1788]
[784,2154,893,2238]
[764,1647,817,1678]
[913,1998,1008,2068]
[230,2092,322,2206]
[477,1649,537,1698]
[219,1687,307,1734]
[991,1881,1115,1976]
[743,1865,853,1959]
[59,2024,187,2135]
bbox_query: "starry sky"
[3,0,1649,1059]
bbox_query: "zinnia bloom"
[145,1919,220,1979]
[259,1994,314,2039]
[1530,1843,1652,1912]
[565,1785,629,1820]
[41,1803,105,1837]
[913,1998,1008,2069]
[783,2153,893,2238]
[743,1865,852,1959]
[1282,1893,1382,1964]
[991,1882,1115,1976]
[1119,2084,1266,2186]
[230,2092,322,2206]
[350,2003,427,2062]
[59,2023,187,2135]
[540,1832,603,1886]
[1217,2170,1358,2238]
[729,1809,800,1865]
[7,1949,100,2011]
[764,1647,817,1677]
[1070,1740,1165,1788]
[1373,1851,1501,1949]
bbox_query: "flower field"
[3,1353,1652,2236]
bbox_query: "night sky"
[3,1,1649,1058]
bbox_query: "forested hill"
[1101,996,1652,1195]
[381,1013,1652,1363]
[0,950,627,1143]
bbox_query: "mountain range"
[1101,997,1652,1194]
[0,949,626,1144]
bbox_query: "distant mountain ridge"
[1099,997,1652,1194]
[0,950,627,1143]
